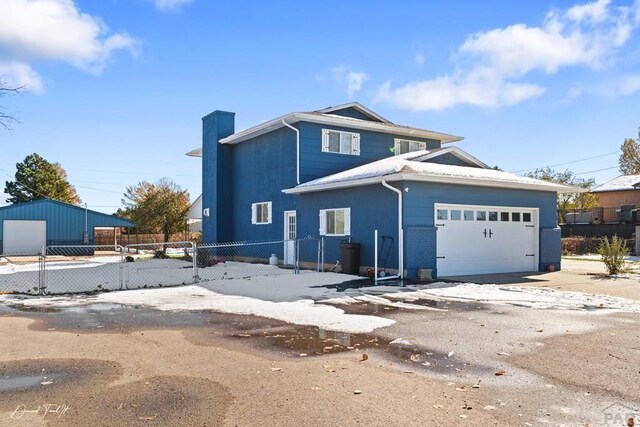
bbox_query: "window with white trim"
[251,202,272,225]
[319,208,351,236]
[322,129,360,155]
[394,138,427,155]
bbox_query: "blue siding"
[202,111,235,244]
[402,181,559,277]
[325,106,381,121]
[230,127,298,243]
[426,152,475,167]
[0,200,133,252]
[297,185,398,272]
[298,122,441,183]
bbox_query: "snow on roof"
[287,150,579,194]
[592,175,640,193]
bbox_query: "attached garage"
[435,204,538,276]
[2,220,47,254]
[0,199,134,255]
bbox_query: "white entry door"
[284,211,296,265]
[3,220,47,254]
[435,204,538,276]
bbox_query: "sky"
[0,0,639,213]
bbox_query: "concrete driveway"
[444,257,640,300]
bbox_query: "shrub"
[598,235,630,275]
[562,236,602,255]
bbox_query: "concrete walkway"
[445,258,640,301]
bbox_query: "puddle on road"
[0,296,489,376]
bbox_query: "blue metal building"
[187,102,577,278]
[0,199,134,254]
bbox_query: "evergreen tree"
[4,153,81,204]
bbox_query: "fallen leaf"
[495,370,506,376]
[353,390,362,395]
[472,384,481,389]
[360,353,368,362]
[271,367,282,372]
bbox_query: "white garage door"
[3,220,47,254]
[435,204,537,276]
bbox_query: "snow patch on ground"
[0,283,395,334]
[414,282,640,312]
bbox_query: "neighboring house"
[0,199,134,254]
[592,175,640,207]
[187,102,575,277]
[186,195,203,233]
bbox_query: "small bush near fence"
[599,235,630,275]
[562,236,635,255]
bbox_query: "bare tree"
[0,79,22,130]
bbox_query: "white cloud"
[0,61,43,93]
[346,71,368,97]
[0,0,137,89]
[154,0,193,12]
[615,74,640,95]
[378,0,640,111]
[330,65,368,97]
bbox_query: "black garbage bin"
[340,242,361,275]
[197,247,210,268]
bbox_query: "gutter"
[282,119,300,185]
[381,179,403,279]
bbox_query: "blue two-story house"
[187,102,575,278]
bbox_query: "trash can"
[340,242,361,275]
[197,247,210,268]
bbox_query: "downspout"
[282,119,300,185]
[381,179,403,279]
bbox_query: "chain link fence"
[43,245,124,294]
[0,237,324,295]
[0,251,42,295]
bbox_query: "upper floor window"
[394,138,427,155]
[251,201,272,225]
[322,129,360,155]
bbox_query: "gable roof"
[316,102,391,123]
[186,103,463,156]
[592,175,640,193]
[0,199,135,227]
[283,150,580,194]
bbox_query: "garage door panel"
[435,204,537,276]
[3,220,47,254]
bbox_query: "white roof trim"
[316,102,390,123]
[211,112,462,146]
[283,173,580,195]
[186,148,202,157]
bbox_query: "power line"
[510,151,619,173]
[574,165,619,175]
[0,168,59,201]
[65,167,199,177]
